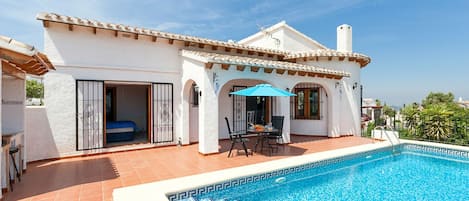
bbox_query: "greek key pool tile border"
[166,147,391,201]
[167,143,469,200]
[402,143,469,159]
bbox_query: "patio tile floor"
[3,135,373,201]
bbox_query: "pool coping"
[112,140,469,201]
[113,140,392,201]
[399,139,469,152]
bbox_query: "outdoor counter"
[1,131,24,192]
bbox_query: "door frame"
[103,81,153,146]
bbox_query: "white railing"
[373,125,401,152]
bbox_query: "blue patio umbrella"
[229,84,296,97]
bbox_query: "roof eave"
[37,12,288,57]
[0,35,55,76]
[181,50,349,80]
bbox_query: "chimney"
[337,24,352,52]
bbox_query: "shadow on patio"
[3,157,118,201]
[218,135,334,157]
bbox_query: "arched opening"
[183,79,200,144]
[217,79,272,140]
[289,82,329,136]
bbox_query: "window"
[295,88,320,119]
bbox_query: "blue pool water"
[176,144,469,201]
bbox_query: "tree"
[382,105,396,127]
[399,91,469,145]
[451,107,469,144]
[422,92,455,107]
[420,104,453,141]
[401,103,420,136]
[26,79,44,98]
[375,99,382,107]
[383,105,396,117]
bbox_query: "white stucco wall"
[239,23,325,52]
[25,106,59,162]
[242,28,284,50]
[45,23,180,72]
[43,71,76,156]
[281,27,323,51]
[1,77,25,134]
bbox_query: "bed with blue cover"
[106,121,137,143]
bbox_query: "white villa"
[33,12,370,160]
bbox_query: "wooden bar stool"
[9,146,21,191]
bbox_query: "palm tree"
[451,108,469,144]
[401,104,420,137]
[421,104,453,141]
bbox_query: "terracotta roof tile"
[285,49,371,67]
[37,12,287,56]
[181,50,350,78]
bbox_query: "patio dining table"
[246,128,279,153]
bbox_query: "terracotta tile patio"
[3,135,373,201]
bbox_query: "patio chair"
[225,117,250,157]
[267,116,284,152]
[247,111,255,125]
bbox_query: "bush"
[26,79,44,98]
[364,122,376,138]
[399,92,469,146]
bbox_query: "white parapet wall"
[372,129,400,144]
[25,106,60,162]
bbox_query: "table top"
[247,128,279,134]
[2,131,23,138]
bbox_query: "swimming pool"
[170,143,469,201]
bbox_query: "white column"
[21,79,26,169]
[198,71,219,154]
[279,97,291,143]
[328,86,341,137]
[180,81,191,145]
[0,60,3,199]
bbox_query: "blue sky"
[1,0,468,106]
